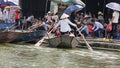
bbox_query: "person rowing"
[53,13,77,35]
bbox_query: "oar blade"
[76,27,93,51]
[35,37,45,46]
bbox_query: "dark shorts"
[61,31,69,35]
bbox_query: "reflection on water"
[0,43,120,68]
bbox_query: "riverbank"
[76,38,120,52]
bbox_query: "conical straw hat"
[60,13,69,19]
[98,11,103,15]
[48,11,51,14]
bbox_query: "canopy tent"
[0,0,5,4]
[0,0,19,6]
[4,0,19,5]
[52,0,85,7]
[64,5,83,15]
[52,0,72,3]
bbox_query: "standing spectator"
[15,10,21,29]
[91,19,104,38]
[97,11,104,24]
[105,18,112,38]
[111,10,119,39]
[22,16,27,30]
[26,14,34,28]
[3,8,11,23]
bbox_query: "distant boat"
[47,35,78,48]
[0,30,46,43]
[0,23,47,43]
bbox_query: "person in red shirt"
[87,24,93,37]
[15,10,20,29]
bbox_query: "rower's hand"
[75,25,77,28]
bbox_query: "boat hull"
[47,35,78,48]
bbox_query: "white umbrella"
[106,2,120,11]
[73,0,86,7]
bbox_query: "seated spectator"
[87,23,93,37]
[78,23,89,37]
[91,19,104,38]
[97,11,104,24]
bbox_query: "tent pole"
[45,0,48,13]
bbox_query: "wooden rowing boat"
[47,35,78,48]
[0,30,46,43]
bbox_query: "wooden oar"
[76,27,93,51]
[34,28,54,47]
[34,23,56,47]
[27,23,41,31]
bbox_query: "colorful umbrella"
[64,5,83,15]
[0,0,5,4]
[106,2,120,11]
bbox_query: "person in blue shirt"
[78,23,89,37]
[91,19,104,38]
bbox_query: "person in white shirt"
[52,13,59,23]
[3,8,11,23]
[54,13,77,35]
[111,10,119,39]
[26,14,34,28]
[91,19,104,38]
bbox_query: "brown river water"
[0,43,120,68]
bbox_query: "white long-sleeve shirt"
[112,11,119,23]
[54,18,76,32]
[3,10,10,20]
[92,21,103,31]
